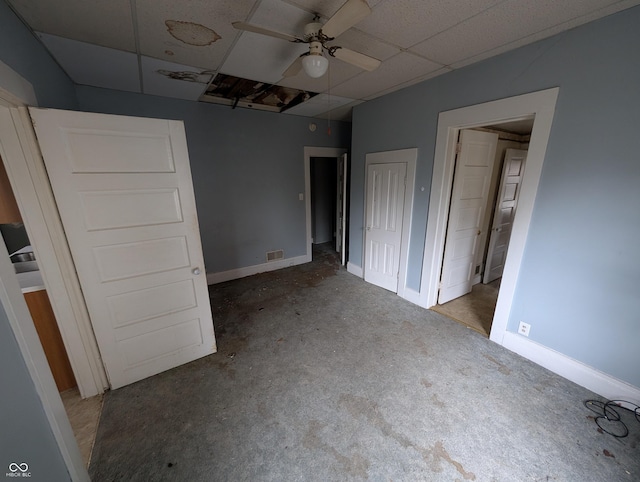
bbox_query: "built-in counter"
[16,268,45,293]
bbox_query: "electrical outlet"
[518,321,531,337]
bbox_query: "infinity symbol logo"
[8,463,28,472]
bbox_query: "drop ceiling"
[7,0,640,120]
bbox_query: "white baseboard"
[207,255,310,285]
[347,262,363,278]
[502,331,640,404]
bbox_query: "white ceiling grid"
[7,0,640,120]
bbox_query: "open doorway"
[1,153,103,467]
[310,155,349,265]
[304,147,348,265]
[310,157,338,252]
[430,119,532,336]
[419,88,558,347]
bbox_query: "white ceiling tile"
[277,57,362,93]
[284,0,385,21]
[410,0,630,66]
[141,57,212,101]
[315,99,364,121]
[333,28,400,62]
[355,0,504,49]
[36,32,140,93]
[282,92,354,116]
[330,51,444,99]
[249,0,319,37]
[220,0,322,83]
[364,66,452,100]
[221,32,309,83]
[135,0,255,70]
[9,0,136,51]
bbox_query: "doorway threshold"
[430,279,500,337]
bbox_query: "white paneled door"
[30,107,216,389]
[438,129,498,304]
[483,148,527,284]
[364,162,406,292]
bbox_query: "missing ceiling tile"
[165,20,221,46]
[200,74,318,113]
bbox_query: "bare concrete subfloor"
[88,244,639,481]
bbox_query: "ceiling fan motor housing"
[304,22,323,41]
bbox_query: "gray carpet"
[89,245,639,481]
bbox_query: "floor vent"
[266,250,284,262]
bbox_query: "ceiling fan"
[232,0,380,79]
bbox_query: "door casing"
[304,147,348,261]
[0,67,90,481]
[418,88,559,344]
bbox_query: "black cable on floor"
[584,399,640,438]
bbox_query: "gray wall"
[0,3,76,479]
[75,87,350,273]
[0,299,70,482]
[349,7,640,388]
[0,1,77,109]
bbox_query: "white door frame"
[304,146,348,260]
[363,148,417,298]
[0,64,90,481]
[418,88,559,344]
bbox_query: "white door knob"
[192,267,201,275]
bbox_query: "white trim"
[503,332,640,404]
[418,88,559,349]
[0,77,89,480]
[207,255,309,285]
[0,60,37,106]
[304,146,348,261]
[5,108,108,397]
[363,148,417,297]
[402,286,422,306]
[347,261,363,278]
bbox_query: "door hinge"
[456,142,462,155]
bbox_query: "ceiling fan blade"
[232,21,302,42]
[283,56,303,78]
[321,0,371,39]
[331,47,380,71]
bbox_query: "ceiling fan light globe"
[302,54,329,78]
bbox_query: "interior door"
[364,162,406,292]
[438,129,498,304]
[483,148,527,284]
[336,153,348,265]
[30,107,216,389]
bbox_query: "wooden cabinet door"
[24,289,77,392]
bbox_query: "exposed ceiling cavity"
[200,74,318,113]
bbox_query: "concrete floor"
[88,245,639,481]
